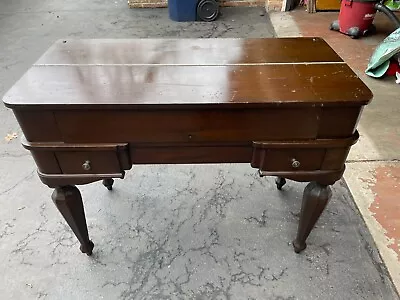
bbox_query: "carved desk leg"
[102,178,114,191]
[293,182,332,253]
[275,177,286,190]
[52,186,94,255]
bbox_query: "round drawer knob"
[82,160,91,171]
[291,159,300,168]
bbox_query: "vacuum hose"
[375,2,400,29]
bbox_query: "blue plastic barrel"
[168,0,197,22]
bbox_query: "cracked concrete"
[0,1,398,299]
[1,163,398,299]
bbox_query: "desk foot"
[80,240,94,256]
[275,177,286,190]
[293,240,307,253]
[51,185,93,255]
[293,182,332,254]
[102,178,114,191]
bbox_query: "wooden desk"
[2,38,372,255]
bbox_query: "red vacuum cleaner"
[330,0,400,38]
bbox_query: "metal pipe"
[375,2,400,28]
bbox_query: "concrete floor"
[0,1,398,299]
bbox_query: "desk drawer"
[56,151,124,174]
[22,140,131,175]
[252,148,325,171]
[54,108,320,143]
[251,135,358,172]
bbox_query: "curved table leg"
[52,185,94,255]
[102,178,114,191]
[275,177,286,190]
[293,181,332,253]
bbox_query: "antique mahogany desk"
[3,38,372,255]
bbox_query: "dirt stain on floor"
[369,165,400,259]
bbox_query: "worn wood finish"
[3,64,371,109]
[2,38,372,255]
[35,38,343,65]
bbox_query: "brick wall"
[129,0,167,8]
[267,0,284,10]
[128,0,284,11]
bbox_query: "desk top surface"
[3,38,372,109]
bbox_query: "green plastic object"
[384,0,400,11]
[365,28,400,78]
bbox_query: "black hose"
[375,2,400,28]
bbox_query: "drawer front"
[130,143,253,164]
[54,108,320,143]
[56,151,122,174]
[251,148,325,171]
